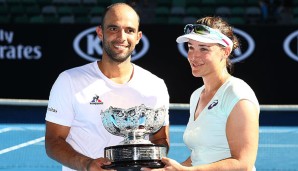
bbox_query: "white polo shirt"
[45,61,170,171]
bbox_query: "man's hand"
[87,158,115,171]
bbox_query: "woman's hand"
[141,157,187,171]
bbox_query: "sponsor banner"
[0,24,297,104]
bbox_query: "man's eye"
[128,29,135,33]
[109,27,117,31]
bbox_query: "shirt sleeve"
[221,80,259,118]
[45,71,75,126]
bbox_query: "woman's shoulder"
[225,76,259,106]
[226,76,253,92]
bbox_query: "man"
[45,3,170,171]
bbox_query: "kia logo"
[177,28,255,63]
[283,30,298,62]
[73,26,149,62]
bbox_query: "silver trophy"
[100,104,167,170]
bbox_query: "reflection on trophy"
[100,104,167,170]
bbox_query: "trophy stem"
[128,130,145,140]
[121,130,151,145]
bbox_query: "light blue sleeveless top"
[183,76,259,170]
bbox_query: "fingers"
[140,167,164,171]
[95,158,112,166]
[88,158,115,171]
[140,167,151,171]
[161,157,171,165]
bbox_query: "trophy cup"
[100,104,167,170]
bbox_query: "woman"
[142,16,260,171]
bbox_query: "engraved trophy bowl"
[101,104,167,170]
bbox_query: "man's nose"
[117,29,127,41]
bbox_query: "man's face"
[98,5,142,63]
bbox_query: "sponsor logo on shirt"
[208,100,218,110]
[90,95,103,105]
[47,107,57,113]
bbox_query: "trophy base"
[103,144,167,170]
[102,160,165,170]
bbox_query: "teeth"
[115,45,126,49]
[193,63,203,67]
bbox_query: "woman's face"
[187,39,227,78]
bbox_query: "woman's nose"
[188,53,196,61]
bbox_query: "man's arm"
[149,125,170,153]
[45,121,93,171]
[45,121,116,171]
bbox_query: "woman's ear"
[224,47,231,58]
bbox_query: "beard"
[102,39,134,63]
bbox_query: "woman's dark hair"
[196,16,240,74]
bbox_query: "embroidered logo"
[90,95,103,105]
[208,100,218,110]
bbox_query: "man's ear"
[96,26,103,40]
[136,31,142,44]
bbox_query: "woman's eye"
[200,48,208,52]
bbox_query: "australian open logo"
[283,30,298,62]
[177,28,255,63]
[73,26,149,62]
[90,95,103,105]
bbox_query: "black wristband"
[86,159,93,171]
